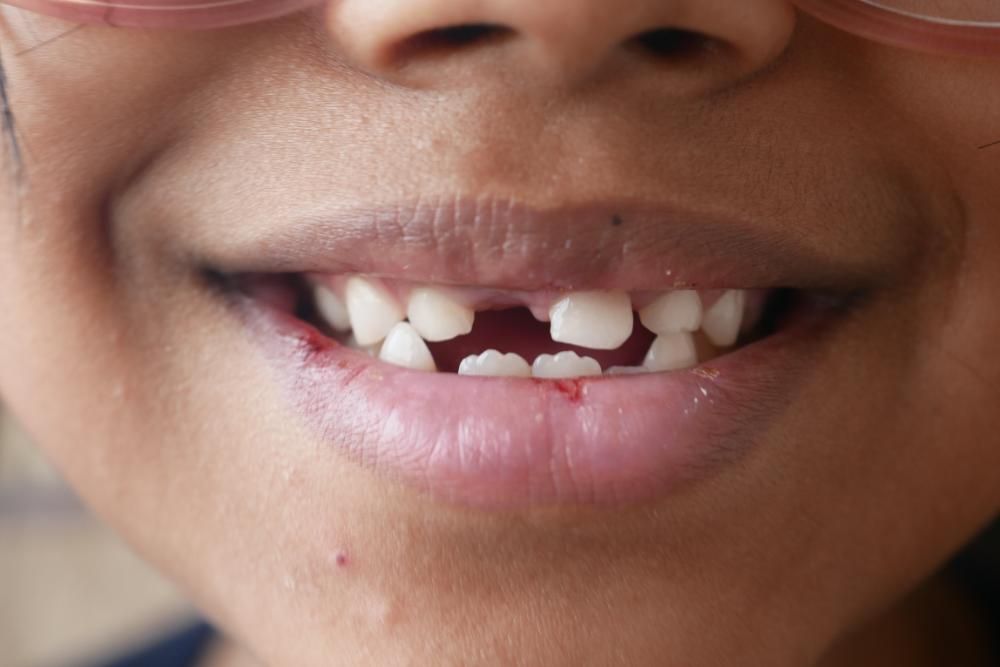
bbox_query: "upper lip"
[199,196,894,292]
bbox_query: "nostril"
[427,23,510,47]
[393,23,514,63]
[632,28,715,61]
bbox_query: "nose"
[329,0,795,90]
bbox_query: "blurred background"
[0,409,194,667]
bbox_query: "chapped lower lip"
[236,290,836,510]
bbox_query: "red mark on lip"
[554,379,584,402]
[298,327,338,356]
[530,378,586,402]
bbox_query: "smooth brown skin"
[0,1,998,664]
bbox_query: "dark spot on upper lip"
[611,215,623,227]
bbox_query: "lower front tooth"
[458,350,531,378]
[532,351,602,379]
[643,332,698,372]
[378,322,437,372]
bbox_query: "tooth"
[549,291,633,350]
[531,351,602,379]
[345,277,405,346]
[701,290,746,347]
[314,285,352,332]
[378,322,436,372]
[639,290,702,335]
[407,287,475,342]
[643,332,698,372]
[458,350,531,378]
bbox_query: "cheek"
[870,52,1000,166]
[0,19,217,451]
[0,199,130,499]
[0,12,266,197]
[931,187,1000,486]
[0,42,159,504]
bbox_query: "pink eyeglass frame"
[1,0,999,56]
[794,0,1000,56]
[0,0,319,30]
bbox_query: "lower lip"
[240,298,828,510]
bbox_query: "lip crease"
[215,198,863,509]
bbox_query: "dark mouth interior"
[224,272,804,372]
[427,308,656,373]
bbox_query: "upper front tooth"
[549,290,633,350]
[639,290,702,335]
[643,332,698,372]
[345,277,405,346]
[378,322,437,372]
[701,290,746,347]
[407,287,475,342]
[531,351,602,379]
[458,350,531,378]
[314,285,352,332]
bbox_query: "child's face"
[1,1,998,664]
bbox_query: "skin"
[0,0,998,664]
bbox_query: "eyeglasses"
[794,0,1000,55]
[0,0,998,57]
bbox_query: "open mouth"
[208,200,864,509]
[290,276,788,378]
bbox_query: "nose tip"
[329,0,795,91]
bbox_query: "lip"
[201,197,890,292]
[241,295,833,509]
[211,198,869,509]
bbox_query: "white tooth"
[531,351,602,379]
[315,285,352,332]
[639,290,702,335]
[458,350,531,378]
[345,277,405,346]
[407,287,475,342]
[378,322,436,372]
[549,291,633,350]
[701,290,746,347]
[643,332,698,372]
